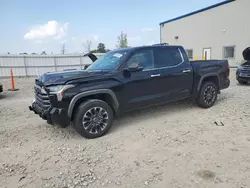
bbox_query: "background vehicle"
[29,44,230,139]
[236,47,250,85]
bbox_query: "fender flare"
[197,73,220,91]
[67,89,119,118]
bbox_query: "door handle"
[151,74,161,78]
[183,69,191,73]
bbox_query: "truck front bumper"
[236,75,250,83]
[236,69,250,83]
[29,101,71,128]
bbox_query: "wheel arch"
[68,89,119,119]
[197,73,220,92]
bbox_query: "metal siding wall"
[25,56,55,66]
[0,53,105,77]
[26,67,56,76]
[0,67,26,76]
[82,57,93,65]
[0,56,25,66]
[56,57,80,66]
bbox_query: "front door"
[203,48,211,60]
[122,48,161,111]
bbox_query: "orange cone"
[8,69,19,91]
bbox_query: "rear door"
[153,46,193,102]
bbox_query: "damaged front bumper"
[29,100,71,128]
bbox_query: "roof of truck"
[112,45,183,53]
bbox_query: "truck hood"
[243,47,250,61]
[36,52,105,86]
[37,69,108,86]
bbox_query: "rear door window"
[154,47,183,68]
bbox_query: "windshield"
[87,50,129,71]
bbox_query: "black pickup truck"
[29,45,230,138]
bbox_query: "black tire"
[238,80,248,85]
[73,99,114,139]
[196,82,218,109]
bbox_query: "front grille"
[34,84,51,111]
[241,67,250,73]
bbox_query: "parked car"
[29,44,230,139]
[0,83,3,93]
[236,47,250,85]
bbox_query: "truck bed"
[190,60,230,92]
[190,60,229,74]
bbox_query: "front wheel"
[73,99,114,139]
[196,82,218,109]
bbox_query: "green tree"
[97,42,106,53]
[90,49,98,53]
[116,31,128,48]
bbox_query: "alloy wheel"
[203,86,216,105]
[82,107,109,134]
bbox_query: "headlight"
[47,85,74,101]
[48,85,65,92]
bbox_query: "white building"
[159,0,250,66]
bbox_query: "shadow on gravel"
[0,91,21,100]
[0,94,7,99]
[237,83,250,86]
[112,99,196,132]
[112,93,231,133]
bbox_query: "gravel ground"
[0,69,250,188]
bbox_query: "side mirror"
[126,63,143,72]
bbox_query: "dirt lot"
[0,70,250,188]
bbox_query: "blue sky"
[0,0,224,54]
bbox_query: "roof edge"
[159,0,235,25]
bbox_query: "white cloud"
[35,40,44,44]
[141,27,154,32]
[24,20,68,40]
[92,35,99,41]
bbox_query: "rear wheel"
[196,82,218,108]
[73,99,114,139]
[238,80,248,85]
